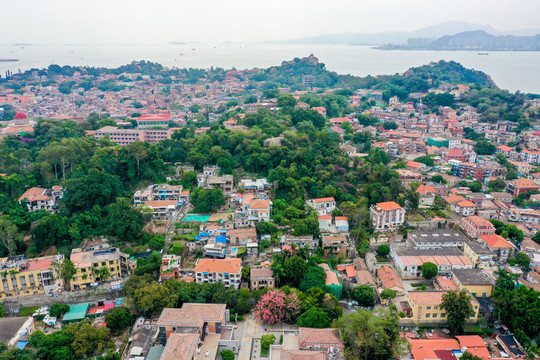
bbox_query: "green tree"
[299,266,327,292]
[0,303,4,317]
[333,308,405,360]
[190,188,224,213]
[460,352,483,360]
[66,321,114,358]
[49,303,70,318]
[430,175,447,184]
[297,307,330,328]
[105,197,144,241]
[421,262,438,280]
[283,256,307,287]
[475,140,496,155]
[488,178,506,192]
[380,288,397,300]
[376,244,390,258]
[440,290,474,334]
[514,252,530,269]
[98,266,111,281]
[105,307,132,335]
[53,259,76,291]
[128,281,178,316]
[468,181,483,192]
[353,286,375,307]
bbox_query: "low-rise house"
[416,185,436,208]
[246,199,271,222]
[479,234,517,262]
[490,192,513,204]
[134,184,183,205]
[69,247,135,290]
[269,328,344,360]
[335,216,349,232]
[403,291,479,324]
[239,178,271,192]
[197,165,220,187]
[250,267,274,290]
[194,258,242,289]
[280,235,318,253]
[370,201,405,231]
[452,268,495,297]
[377,266,405,295]
[306,197,336,216]
[321,235,348,256]
[459,216,496,239]
[228,228,257,246]
[142,200,179,219]
[18,186,63,213]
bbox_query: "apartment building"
[479,234,517,262]
[194,258,242,289]
[0,255,63,300]
[452,268,495,297]
[93,126,178,145]
[306,197,336,216]
[18,186,63,213]
[463,241,494,268]
[134,184,184,205]
[370,201,405,231]
[408,229,467,249]
[246,199,271,222]
[459,216,496,239]
[506,178,539,197]
[321,235,348,256]
[403,291,479,324]
[69,247,135,290]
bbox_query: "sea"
[1,43,539,94]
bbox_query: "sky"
[2,0,539,44]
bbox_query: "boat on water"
[478,52,489,55]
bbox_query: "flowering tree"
[253,290,301,324]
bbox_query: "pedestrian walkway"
[238,314,264,360]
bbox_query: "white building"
[370,201,405,231]
[194,258,242,289]
[306,197,336,216]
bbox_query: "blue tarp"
[216,235,227,243]
[16,341,28,349]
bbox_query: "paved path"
[238,315,264,360]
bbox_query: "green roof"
[62,302,90,322]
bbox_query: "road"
[163,204,191,254]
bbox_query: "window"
[425,313,431,318]
[441,313,446,317]
[427,306,431,310]
[432,313,437,318]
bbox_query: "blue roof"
[216,235,227,243]
[15,341,28,349]
[195,235,201,240]
[199,232,210,236]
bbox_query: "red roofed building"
[460,216,496,239]
[377,266,404,295]
[506,178,539,197]
[136,113,172,128]
[18,186,62,213]
[194,258,242,289]
[446,149,466,162]
[370,202,405,231]
[480,234,517,261]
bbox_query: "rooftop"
[194,258,242,274]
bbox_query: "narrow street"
[238,314,265,360]
[162,204,191,254]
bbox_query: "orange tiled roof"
[194,258,242,274]
[480,234,515,249]
[375,201,402,211]
[298,328,344,348]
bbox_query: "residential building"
[506,178,539,197]
[246,199,271,222]
[390,244,473,279]
[69,247,135,290]
[408,229,467,249]
[377,266,405,295]
[479,234,517,262]
[136,113,172,128]
[142,200,180,219]
[250,267,274,290]
[463,241,494,268]
[196,165,220,187]
[403,291,479,324]
[0,255,63,300]
[0,317,35,349]
[18,186,63,213]
[306,197,336,216]
[194,258,242,289]
[459,216,496,239]
[268,328,344,360]
[451,200,477,216]
[416,185,436,208]
[452,268,495,297]
[370,201,405,231]
[239,178,271,192]
[134,184,184,205]
[321,235,348,256]
[93,126,178,145]
[228,228,257,246]
[280,235,318,252]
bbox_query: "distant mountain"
[378,30,540,51]
[275,21,540,45]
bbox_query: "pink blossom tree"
[253,290,301,324]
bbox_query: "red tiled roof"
[375,201,402,211]
[480,234,515,249]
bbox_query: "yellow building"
[452,269,495,297]
[402,290,479,324]
[463,241,493,269]
[0,255,63,300]
[69,248,135,290]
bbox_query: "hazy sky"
[2,0,539,44]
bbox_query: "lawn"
[168,241,185,255]
[19,306,40,317]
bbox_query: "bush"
[221,350,235,360]
[261,334,276,356]
[49,303,70,317]
[399,312,405,318]
[353,286,375,307]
